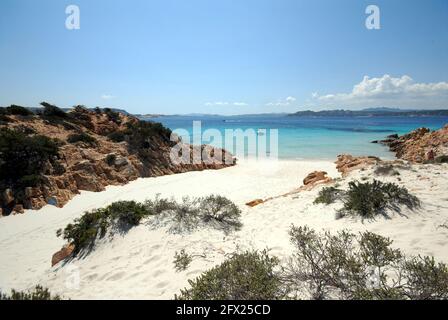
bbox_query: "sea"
[153,115,448,160]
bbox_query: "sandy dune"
[0,159,447,299]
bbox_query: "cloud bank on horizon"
[312,75,448,109]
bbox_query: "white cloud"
[266,96,297,107]
[101,94,115,100]
[312,75,448,108]
[205,101,248,106]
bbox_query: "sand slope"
[0,159,447,299]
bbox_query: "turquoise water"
[153,115,448,160]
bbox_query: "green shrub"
[313,186,343,205]
[0,285,61,300]
[403,256,448,300]
[374,164,400,176]
[41,102,67,118]
[105,154,117,166]
[313,180,420,219]
[0,128,59,184]
[104,108,121,124]
[57,201,153,253]
[124,120,172,154]
[283,225,448,300]
[58,196,242,254]
[158,195,242,234]
[107,201,150,226]
[198,195,242,232]
[169,197,201,233]
[435,155,448,164]
[176,250,284,300]
[146,195,178,214]
[173,249,193,272]
[341,180,420,218]
[67,132,97,146]
[5,105,34,116]
[107,131,126,142]
[17,174,44,188]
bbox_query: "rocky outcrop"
[335,154,381,176]
[376,125,448,163]
[51,244,75,267]
[246,199,264,207]
[1,107,235,215]
[300,171,333,190]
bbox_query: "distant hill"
[289,109,448,117]
[24,106,131,115]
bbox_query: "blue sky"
[1,0,447,115]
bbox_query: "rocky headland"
[373,125,448,163]
[0,104,234,215]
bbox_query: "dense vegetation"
[0,285,61,300]
[67,132,97,146]
[0,105,34,116]
[123,120,173,154]
[57,195,242,254]
[314,180,420,218]
[177,226,448,300]
[176,250,284,300]
[40,101,68,118]
[0,128,60,188]
[283,226,448,300]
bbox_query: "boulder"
[303,171,330,186]
[300,171,333,191]
[335,154,380,176]
[51,244,75,267]
[12,204,24,214]
[246,199,264,207]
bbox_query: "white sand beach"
[0,159,447,299]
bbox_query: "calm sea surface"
[152,115,448,160]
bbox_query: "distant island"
[289,108,448,117]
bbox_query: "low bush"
[173,249,193,272]
[0,285,61,300]
[341,180,420,218]
[145,195,178,214]
[107,201,150,226]
[107,131,126,142]
[313,186,343,205]
[5,105,34,116]
[435,155,448,164]
[313,180,420,219]
[282,225,448,300]
[57,201,153,253]
[0,128,60,184]
[176,250,284,300]
[105,154,116,166]
[374,164,400,176]
[162,195,242,234]
[104,108,121,124]
[124,120,173,154]
[198,195,243,231]
[41,102,67,118]
[57,196,242,254]
[67,132,97,146]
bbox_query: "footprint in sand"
[106,271,126,281]
[155,281,169,289]
[152,269,167,277]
